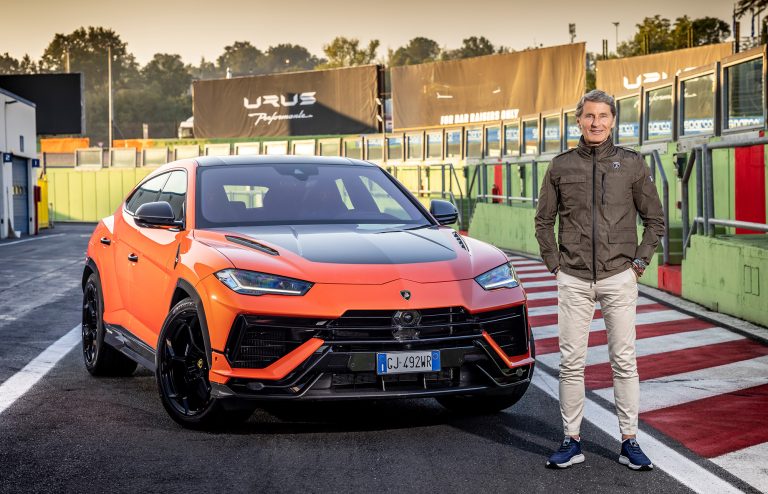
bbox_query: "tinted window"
[445,130,461,158]
[726,58,764,130]
[344,139,362,159]
[426,132,442,159]
[503,123,519,156]
[523,120,539,154]
[617,96,640,145]
[485,127,501,157]
[125,173,169,214]
[465,128,482,158]
[406,134,423,160]
[645,86,673,141]
[564,111,580,149]
[197,164,430,227]
[543,115,561,153]
[157,170,187,220]
[366,138,383,161]
[681,74,715,136]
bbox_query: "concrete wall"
[683,234,768,327]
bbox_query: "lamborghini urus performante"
[82,156,535,428]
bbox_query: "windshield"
[196,163,432,228]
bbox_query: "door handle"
[127,253,139,263]
[100,237,111,245]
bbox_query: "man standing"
[534,89,665,470]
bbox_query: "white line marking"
[526,290,558,300]
[520,274,555,282]
[0,325,80,416]
[510,260,543,266]
[593,356,768,412]
[527,297,656,317]
[537,328,743,368]
[521,280,557,288]
[532,309,695,340]
[516,266,550,273]
[531,370,743,494]
[711,442,768,493]
[0,233,65,247]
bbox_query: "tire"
[82,272,138,376]
[155,298,253,429]
[437,329,536,414]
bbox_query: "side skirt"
[104,323,156,371]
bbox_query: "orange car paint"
[88,158,529,386]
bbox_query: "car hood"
[194,224,507,285]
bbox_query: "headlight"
[214,269,313,296]
[474,262,519,290]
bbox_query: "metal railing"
[467,159,542,225]
[641,149,670,265]
[385,162,466,230]
[681,137,768,257]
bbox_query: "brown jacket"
[534,137,665,282]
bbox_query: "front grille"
[224,304,528,369]
[476,305,529,357]
[330,368,459,391]
[329,307,473,341]
[225,315,320,368]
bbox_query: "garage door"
[11,157,29,235]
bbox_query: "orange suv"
[82,156,534,428]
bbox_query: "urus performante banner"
[193,65,380,138]
[391,43,586,130]
[596,43,732,96]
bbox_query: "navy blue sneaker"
[546,437,585,468]
[619,438,654,470]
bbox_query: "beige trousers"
[557,268,639,436]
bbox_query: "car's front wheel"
[156,298,253,429]
[82,272,138,376]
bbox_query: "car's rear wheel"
[82,272,138,376]
[156,298,253,429]
[437,332,535,414]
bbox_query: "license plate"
[376,350,441,375]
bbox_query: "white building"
[0,87,37,239]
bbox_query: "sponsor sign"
[391,43,586,129]
[193,65,380,138]
[596,43,732,96]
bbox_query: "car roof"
[194,155,374,167]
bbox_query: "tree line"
[0,16,731,145]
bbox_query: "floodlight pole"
[613,22,619,52]
[108,46,113,150]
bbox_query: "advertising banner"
[391,43,586,130]
[193,65,380,138]
[596,43,732,96]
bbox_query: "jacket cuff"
[542,254,559,273]
[634,245,655,263]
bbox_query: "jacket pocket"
[559,231,582,244]
[608,229,637,244]
[557,175,587,208]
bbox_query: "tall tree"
[0,53,22,74]
[216,41,265,76]
[317,37,379,68]
[142,53,191,98]
[187,57,220,80]
[617,15,674,56]
[39,27,138,90]
[443,36,497,60]
[263,44,323,73]
[389,37,441,66]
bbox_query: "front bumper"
[208,304,534,401]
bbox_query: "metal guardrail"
[469,159,541,213]
[385,162,466,230]
[641,149,670,265]
[681,136,768,257]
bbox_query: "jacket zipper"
[601,173,606,206]
[592,149,597,283]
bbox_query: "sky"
[1,0,738,65]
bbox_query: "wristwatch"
[632,258,647,272]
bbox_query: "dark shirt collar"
[576,135,616,160]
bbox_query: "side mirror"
[134,201,180,228]
[430,199,458,226]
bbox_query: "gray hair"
[575,89,616,118]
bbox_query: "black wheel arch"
[82,257,99,291]
[169,278,213,368]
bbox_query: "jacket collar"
[576,135,616,160]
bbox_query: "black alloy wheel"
[156,298,253,429]
[81,272,138,376]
